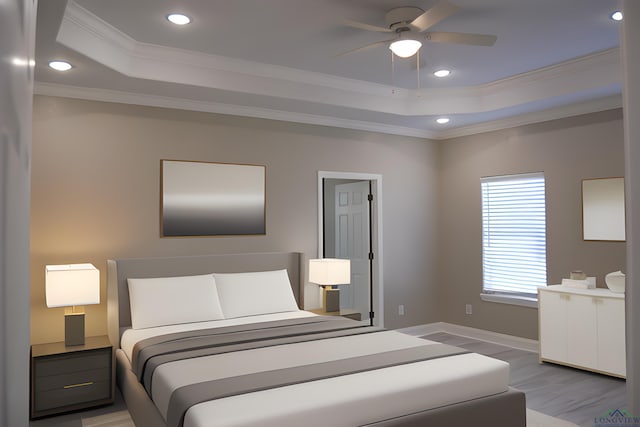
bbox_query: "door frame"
[318,171,384,327]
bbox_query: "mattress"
[121,312,511,427]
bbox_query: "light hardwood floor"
[422,332,627,427]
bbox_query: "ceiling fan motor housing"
[385,6,424,31]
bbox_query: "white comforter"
[121,312,510,427]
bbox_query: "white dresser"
[538,285,625,378]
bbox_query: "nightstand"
[30,335,114,419]
[310,308,362,321]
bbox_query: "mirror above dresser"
[582,177,625,241]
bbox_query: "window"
[481,173,547,304]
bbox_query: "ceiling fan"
[340,1,497,58]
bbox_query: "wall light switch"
[398,305,405,316]
[465,304,473,315]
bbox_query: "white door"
[335,181,370,322]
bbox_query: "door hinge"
[368,193,373,202]
[368,252,374,260]
[369,311,375,319]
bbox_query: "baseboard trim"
[396,321,539,353]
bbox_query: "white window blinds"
[481,172,547,297]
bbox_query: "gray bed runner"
[133,316,378,391]
[166,342,469,427]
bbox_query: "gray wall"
[30,98,628,345]
[437,109,626,339]
[30,95,441,344]
[1,0,35,425]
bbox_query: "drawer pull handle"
[64,381,94,389]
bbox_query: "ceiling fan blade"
[343,19,392,33]
[409,0,460,32]
[425,32,497,46]
[334,39,395,57]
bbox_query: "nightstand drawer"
[34,379,111,412]
[35,350,111,378]
[35,366,111,391]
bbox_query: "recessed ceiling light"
[610,11,623,21]
[436,117,450,124]
[167,13,191,25]
[433,69,451,78]
[48,61,72,71]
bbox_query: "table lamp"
[45,264,100,346]
[308,258,350,312]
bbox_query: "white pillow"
[127,274,224,329]
[213,269,299,318]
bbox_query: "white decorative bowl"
[605,271,625,293]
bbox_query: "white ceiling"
[34,0,624,139]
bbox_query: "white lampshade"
[389,39,422,58]
[309,258,351,286]
[45,264,100,308]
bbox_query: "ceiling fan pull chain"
[391,50,396,94]
[416,49,421,90]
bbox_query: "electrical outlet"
[398,304,405,316]
[465,304,473,315]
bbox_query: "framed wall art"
[161,160,266,237]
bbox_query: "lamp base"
[65,312,85,346]
[323,288,340,313]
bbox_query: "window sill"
[480,293,538,309]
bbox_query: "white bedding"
[184,352,508,427]
[122,312,511,427]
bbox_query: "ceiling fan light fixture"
[389,39,422,58]
[434,69,451,78]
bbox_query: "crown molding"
[59,1,136,71]
[33,82,437,139]
[35,82,621,141]
[61,1,405,98]
[434,94,623,140]
[58,1,621,119]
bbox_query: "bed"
[107,252,526,427]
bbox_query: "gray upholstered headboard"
[107,252,305,348]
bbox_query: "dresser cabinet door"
[539,290,568,362]
[596,297,626,377]
[566,294,598,370]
